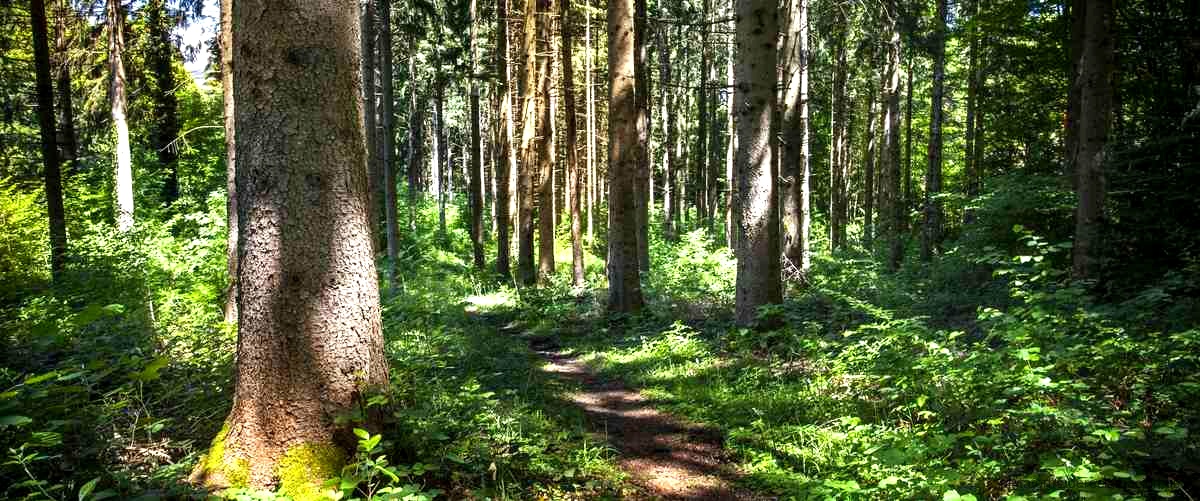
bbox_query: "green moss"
[195,421,249,488]
[277,442,346,501]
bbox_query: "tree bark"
[903,52,913,233]
[657,26,676,241]
[733,0,781,326]
[780,0,810,274]
[108,0,134,232]
[469,0,485,270]
[585,0,595,244]
[381,0,399,290]
[537,0,556,281]
[920,0,946,262]
[562,0,585,287]
[31,0,66,281]
[882,0,903,271]
[517,0,540,286]
[433,86,448,238]
[633,0,650,273]
[195,0,388,491]
[1070,0,1114,281]
[406,50,423,234]
[828,11,848,251]
[221,0,237,323]
[362,0,379,245]
[607,0,645,313]
[724,11,736,250]
[495,0,513,279]
[862,69,878,249]
[54,0,77,165]
[963,0,979,224]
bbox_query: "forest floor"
[519,331,770,501]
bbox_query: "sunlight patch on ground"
[464,290,516,313]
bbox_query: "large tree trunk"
[607,0,644,312]
[147,0,179,205]
[495,0,513,279]
[828,13,848,252]
[633,0,650,273]
[193,0,388,492]
[31,0,66,280]
[1070,0,1114,281]
[780,0,810,274]
[517,0,539,286]
[537,0,555,280]
[562,0,585,287]
[469,0,485,270]
[221,0,237,323]
[882,0,903,271]
[108,0,134,232]
[920,0,946,262]
[733,0,781,326]
[381,0,400,290]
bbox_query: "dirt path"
[527,337,773,501]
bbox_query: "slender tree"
[921,0,947,261]
[862,70,878,248]
[781,0,811,275]
[362,0,379,243]
[31,0,67,280]
[469,0,485,270]
[54,0,77,164]
[963,0,981,224]
[108,0,134,231]
[733,0,781,326]
[193,0,387,490]
[537,0,556,280]
[495,0,513,279]
[828,8,848,251]
[633,0,650,272]
[517,0,540,285]
[882,0,903,271]
[724,10,736,250]
[1070,0,1114,280]
[562,0,585,286]
[607,0,644,312]
[381,0,400,289]
[220,0,237,322]
[657,26,676,240]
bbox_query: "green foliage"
[0,179,50,294]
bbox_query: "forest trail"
[522,333,772,501]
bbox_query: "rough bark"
[31,0,66,280]
[882,0,903,271]
[585,0,595,244]
[920,0,946,262]
[194,0,388,491]
[495,0,513,279]
[108,0,134,232]
[362,0,379,245]
[657,27,676,241]
[607,0,645,313]
[633,0,650,273]
[828,11,848,251]
[517,0,539,286]
[469,0,485,270]
[221,0,237,323]
[54,1,76,165]
[1071,0,1114,281]
[381,0,400,290]
[537,0,556,281]
[780,0,810,274]
[562,0,585,287]
[733,0,781,326]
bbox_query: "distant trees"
[921,0,947,262]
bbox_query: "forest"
[1,0,1199,498]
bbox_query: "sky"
[178,1,219,86]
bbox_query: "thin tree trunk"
[433,87,447,238]
[633,0,650,273]
[148,0,179,205]
[194,0,387,489]
[781,0,810,274]
[562,0,585,286]
[883,0,903,271]
[1071,0,1114,281]
[657,26,676,241]
[495,0,513,279]
[380,0,400,291]
[724,11,736,250]
[585,0,595,244]
[31,0,66,280]
[734,0,781,326]
[695,17,710,226]
[607,0,645,312]
[828,11,848,251]
[406,52,423,233]
[963,0,980,224]
[54,0,77,165]
[362,0,379,244]
[920,0,946,262]
[469,0,485,270]
[537,0,556,280]
[862,69,877,249]
[517,0,540,285]
[221,0,237,322]
[108,0,133,232]
[903,53,913,233]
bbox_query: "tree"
[362,0,380,244]
[54,0,77,165]
[781,0,811,274]
[733,0,781,326]
[657,25,677,241]
[381,0,401,289]
[494,0,513,279]
[108,0,134,232]
[517,0,541,285]
[469,0,485,270]
[192,0,388,491]
[882,0,903,271]
[1070,0,1114,280]
[537,0,556,281]
[920,0,947,262]
[828,8,848,252]
[220,0,237,323]
[562,0,585,287]
[607,0,644,313]
[633,0,650,272]
[31,0,67,280]
[146,0,180,205]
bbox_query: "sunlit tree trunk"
[31,0,66,281]
[1070,0,1114,281]
[585,0,595,244]
[734,0,781,326]
[882,0,903,271]
[862,72,877,249]
[108,0,134,231]
[781,0,810,275]
[406,50,423,233]
[220,0,237,322]
[963,0,980,225]
[468,0,485,270]
[433,87,447,238]
[695,7,710,226]
[724,10,736,250]
[562,0,585,286]
[607,0,644,312]
[362,0,379,245]
[517,0,540,285]
[537,0,556,280]
[193,0,388,491]
[920,0,946,262]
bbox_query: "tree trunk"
[469,0,485,270]
[108,0,134,232]
[828,13,848,252]
[193,0,388,492]
[54,0,77,165]
[562,0,585,287]
[862,73,877,249]
[31,0,66,281]
[607,0,645,312]
[221,0,237,322]
[920,0,946,262]
[517,0,540,286]
[406,52,423,233]
[434,87,448,238]
[362,0,379,245]
[882,0,903,271]
[657,27,676,241]
[903,53,913,232]
[495,0,513,279]
[585,0,595,244]
[963,0,979,224]
[695,18,710,226]
[633,0,650,273]
[780,0,810,274]
[734,0,781,326]
[380,0,399,292]
[147,0,179,206]
[537,0,556,281]
[724,11,736,250]
[1071,0,1114,281]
